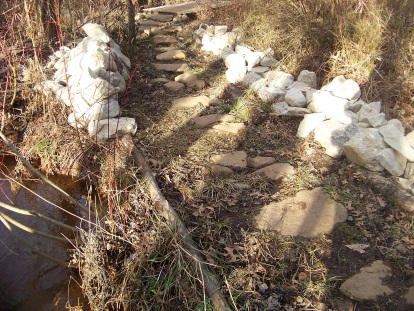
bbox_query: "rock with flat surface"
[271,102,289,115]
[405,163,414,181]
[188,114,235,128]
[254,163,295,181]
[224,53,246,69]
[380,124,414,161]
[164,81,185,91]
[82,23,111,42]
[377,148,407,176]
[265,71,294,89]
[399,286,414,311]
[297,70,317,89]
[314,120,358,158]
[322,75,361,100]
[296,113,325,138]
[156,50,186,60]
[187,79,205,90]
[343,128,388,171]
[285,88,307,107]
[255,188,347,237]
[175,73,197,84]
[212,122,246,134]
[308,90,350,119]
[89,117,137,141]
[211,151,247,168]
[250,66,269,75]
[357,101,381,122]
[147,13,174,22]
[247,156,276,168]
[225,67,246,84]
[153,63,189,72]
[387,119,404,134]
[153,35,178,45]
[243,72,262,86]
[368,112,387,128]
[258,87,285,103]
[206,164,233,178]
[171,95,211,108]
[339,261,394,301]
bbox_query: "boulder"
[314,120,359,158]
[357,101,382,123]
[255,188,347,237]
[322,75,361,100]
[265,71,294,89]
[82,23,111,43]
[377,148,407,176]
[285,88,307,107]
[308,90,350,119]
[339,261,394,301]
[380,124,414,161]
[296,113,325,138]
[156,50,186,60]
[297,70,317,89]
[343,128,388,171]
[224,53,246,69]
[258,87,285,103]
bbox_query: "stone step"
[171,95,211,109]
[155,46,179,52]
[211,122,246,134]
[156,50,186,61]
[188,114,236,128]
[153,63,189,72]
[139,19,163,27]
[146,13,175,22]
[153,35,178,45]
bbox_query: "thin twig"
[122,135,232,311]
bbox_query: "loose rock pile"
[194,24,414,195]
[38,23,137,141]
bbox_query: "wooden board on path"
[143,1,233,15]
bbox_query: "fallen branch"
[0,130,96,218]
[122,135,232,311]
[0,210,76,243]
[365,172,414,214]
[0,213,74,268]
[0,201,79,232]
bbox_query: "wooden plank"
[143,1,233,15]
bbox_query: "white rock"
[308,90,350,119]
[210,36,229,55]
[405,163,414,181]
[331,110,358,125]
[53,46,71,58]
[407,130,414,147]
[219,46,235,60]
[82,23,111,43]
[250,78,267,92]
[343,128,388,171]
[322,75,361,100]
[220,31,241,46]
[88,117,137,140]
[81,77,119,104]
[243,72,262,86]
[377,148,407,176]
[265,71,294,89]
[258,87,285,103]
[368,112,387,128]
[205,25,215,36]
[297,70,317,89]
[75,98,120,126]
[214,25,228,36]
[315,120,359,158]
[357,103,382,123]
[382,137,414,162]
[397,178,414,194]
[224,53,246,69]
[80,49,117,72]
[271,102,289,115]
[287,107,311,115]
[285,88,307,107]
[287,81,310,92]
[246,51,264,71]
[78,37,108,53]
[235,45,252,56]
[296,113,326,138]
[92,68,126,92]
[387,119,404,134]
[226,67,246,84]
[379,124,404,138]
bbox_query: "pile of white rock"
[38,23,137,141]
[194,24,414,194]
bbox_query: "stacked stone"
[39,23,137,141]
[194,24,414,195]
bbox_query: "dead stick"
[0,211,76,244]
[0,213,75,268]
[0,130,95,217]
[0,201,79,232]
[122,135,232,311]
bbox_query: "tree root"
[122,135,232,311]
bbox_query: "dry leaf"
[224,245,244,262]
[345,244,369,254]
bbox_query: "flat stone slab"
[255,188,348,237]
[146,13,174,22]
[254,163,295,181]
[139,20,163,26]
[211,151,247,168]
[144,0,233,14]
[211,122,246,134]
[399,286,414,311]
[155,46,179,52]
[153,63,189,72]
[248,156,276,168]
[156,50,186,61]
[171,95,211,108]
[152,77,170,83]
[206,164,233,178]
[164,81,185,91]
[340,260,395,301]
[188,114,236,128]
[153,35,178,45]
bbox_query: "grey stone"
[397,178,414,194]
[405,163,414,181]
[211,151,247,168]
[296,113,325,138]
[368,112,387,128]
[380,124,414,161]
[214,25,228,36]
[250,66,269,75]
[247,156,276,168]
[314,120,359,158]
[343,128,388,171]
[260,56,278,67]
[246,51,264,70]
[377,148,407,176]
[211,122,246,134]
[286,107,312,115]
[271,102,289,115]
[287,81,310,92]
[387,119,404,134]
[358,102,382,123]
[255,188,347,237]
[349,99,365,113]
[218,46,235,60]
[305,89,317,104]
[250,78,267,92]
[253,163,295,181]
[153,35,177,45]
[339,261,394,301]
[331,111,358,125]
[188,114,235,128]
[407,130,414,147]
[243,72,262,86]
[175,73,197,84]
[285,88,307,107]
[297,70,317,89]
[265,71,294,89]
[258,87,285,103]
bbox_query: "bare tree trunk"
[127,0,136,44]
